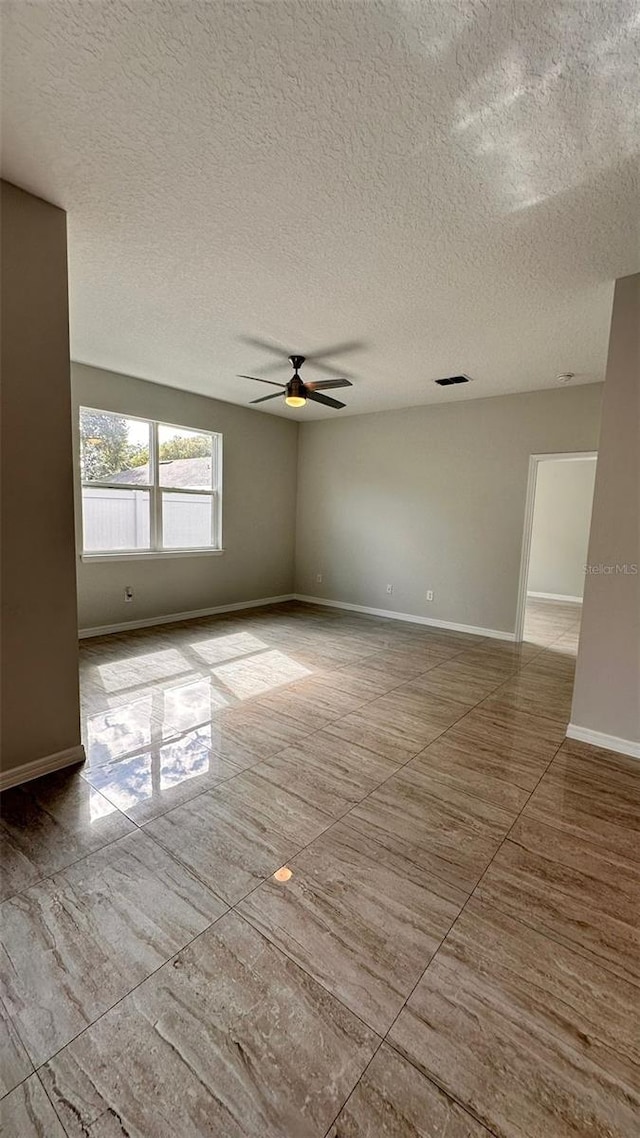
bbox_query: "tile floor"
[1,598,639,1137]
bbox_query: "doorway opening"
[515,452,597,644]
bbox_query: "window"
[79,409,221,556]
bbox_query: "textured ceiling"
[2,1,639,418]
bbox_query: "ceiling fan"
[239,355,352,409]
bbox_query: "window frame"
[79,408,223,560]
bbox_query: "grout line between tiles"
[320,1039,503,1138]
[2,641,443,910]
[27,907,230,1085]
[4,604,580,1131]
[317,612,583,1133]
[5,623,514,1065]
[35,1067,72,1138]
[0,995,37,1108]
[3,613,558,910]
[374,727,577,1128]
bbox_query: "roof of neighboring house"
[110,456,212,488]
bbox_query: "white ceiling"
[2,1,639,418]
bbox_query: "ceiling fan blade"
[250,392,283,404]
[238,375,285,388]
[305,378,353,391]
[239,336,362,376]
[307,390,346,409]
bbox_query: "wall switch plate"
[426,590,434,601]
[315,573,323,584]
[386,584,394,595]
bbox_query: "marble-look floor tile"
[560,734,640,776]
[255,679,368,730]
[172,629,274,666]
[1,997,31,1098]
[552,629,581,655]
[284,636,376,672]
[81,693,180,768]
[146,769,332,904]
[211,647,314,699]
[239,819,464,1034]
[480,670,575,726]
[322,708,427,764]
[390,899,640,1138]
[323,690,465,764]
[328,1042,491,1137]
[213,703,313,758]
[522,604,579,649]
[478,816,640,985]
[83,644,193,695]
[524,740,640,863]
[453,641,540,672]
[1,1075,66,1137]
[349,763,513,893]
[375,686,472,731]
[368,643,465,672]
[403,658,506,706]
[155,672,238,726]
[305,666,397,704]
[249,732,400,820]
[41,912,379,1138]
[0,771,134,902]
[445,704,565,766]
[306,632,378,662]
[390,628,481,652]
[314,649,443,702]
[82,726,259,824]
[0,830,226,1066]
[521,650,577,680]
[408,732,537,815]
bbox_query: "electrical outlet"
[386,584,394,595]
[124,586,134,603]
[315,573,323,584]
[426,590,434,602]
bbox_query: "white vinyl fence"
[82,487,150,551]
[162,492,213,548]
[82,487,213,551]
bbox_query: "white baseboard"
[527,591,583,603]
[293,595,515,641]
[79,590,516,643]
[78,594,296,639]
[1,745,87,792]
[566,723,640,760]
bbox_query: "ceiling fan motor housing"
[287,373,305,399]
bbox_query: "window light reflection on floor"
[97,648,192,693]
[87,729,213,814]
[212,649,311,699]
[88,787,120,822]
[187,632,269,666]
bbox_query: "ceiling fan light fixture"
[240,350,349,409]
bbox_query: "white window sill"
[81,549,225,563]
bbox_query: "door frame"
[514,451,598,642]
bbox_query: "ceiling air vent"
[434,374,472,387]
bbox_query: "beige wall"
[527,458,597,599]
[295,384,603,635]
[72,363,298,630]
[1,182,81,777]
[571,274,640,749]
